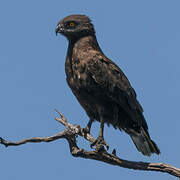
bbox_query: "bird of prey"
[56,14,160,156]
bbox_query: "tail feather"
[129,127,160,156]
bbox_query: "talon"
[90,136,109,150]
[112,149,116,156]
[90,140,96,148]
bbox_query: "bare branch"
[0,110,180,178]
[0,131,66,147]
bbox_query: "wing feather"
[87,54,147,129]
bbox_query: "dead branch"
[0,110,180,178]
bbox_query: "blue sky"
[0,0,180,179]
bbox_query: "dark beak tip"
[55,26,59,36]
[55,23,65,36]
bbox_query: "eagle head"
[56,14,95,41]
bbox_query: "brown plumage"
[56,14,160,156]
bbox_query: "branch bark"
[0,110,180,178]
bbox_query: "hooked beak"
[55,24,64,35]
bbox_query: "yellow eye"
[69,22,75,27]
